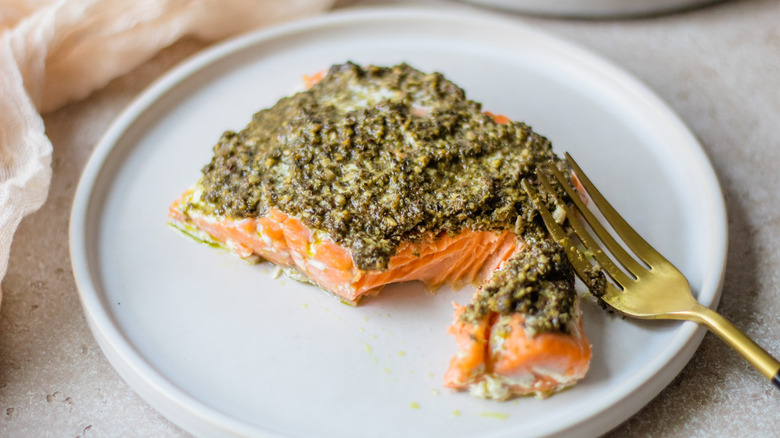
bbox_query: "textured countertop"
[1,0,779,436]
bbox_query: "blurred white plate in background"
[460,0,720,17]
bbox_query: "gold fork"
[522,153,780,390]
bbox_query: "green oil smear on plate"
[480,412,509,420]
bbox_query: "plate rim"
[69,6,728,438]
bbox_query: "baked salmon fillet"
[168,62,591,399]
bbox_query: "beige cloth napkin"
[0,0,336,305]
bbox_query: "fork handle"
[689,305,780,389]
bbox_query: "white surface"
[69,7,727,438]
[459,0,718,17]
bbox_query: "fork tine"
[521,179,599,283]
[564,153,671,268]
[522,178,624,301]
[536,171,633,289]
[544,161,648,278]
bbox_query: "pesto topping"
[463,237,576,334]
[192,62,562,271]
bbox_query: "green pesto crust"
[187,62,579,333]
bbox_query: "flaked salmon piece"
[440,238,589,399]
[444,302,590,400]
[168,62,592,400]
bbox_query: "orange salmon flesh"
[169,194,521,304]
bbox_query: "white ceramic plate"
[459,0,719,18]
[70,7,727,438]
